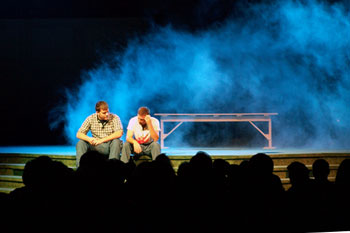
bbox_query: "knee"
[76,140,88,149]
[122,141,132,148]
[124,141,131,145]
[111,139,122,146]
[152,142,161,150]
[76,139,84,146]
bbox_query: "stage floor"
[0,145,349,156]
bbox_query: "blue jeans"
[76,139,122,167]
[121,141,161,163]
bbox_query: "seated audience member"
[286,161,315,232]
[311,159,336,231]
[334,159,350,230]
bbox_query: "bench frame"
[154,113,278,149]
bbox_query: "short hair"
[138,106,150,116]
[95,101,109,112]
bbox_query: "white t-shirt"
[127,116,160,144]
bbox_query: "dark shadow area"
[3,151,349,232]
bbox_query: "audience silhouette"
[8,156,76,233]
[3,152,350,233]
[334,158,350,230]
[311,159,337,231]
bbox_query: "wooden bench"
[154,113,278,149]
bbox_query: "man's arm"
[76,131,95,145]
[126,129,142,153]
[126,129,135,144]
[77,115,96,144]
[145,115,159,141]
[95,130,123,145]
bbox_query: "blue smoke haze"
[58,0,350,149]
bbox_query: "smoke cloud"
[57,0,350,149]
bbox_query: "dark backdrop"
[2,0,345,147]
[0,0,240,146]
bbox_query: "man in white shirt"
[121,106,161,163]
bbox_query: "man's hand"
[145,115,152,125]
[89,138,97,145]
[94,139,104,146]
[89,138,103,146]
[143,114,159,142]
[133,141,142,154]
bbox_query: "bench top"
[155,113,278,117]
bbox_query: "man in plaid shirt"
[76,101,123,167]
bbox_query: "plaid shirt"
[78,113,123,139]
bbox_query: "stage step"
[0,154,76,167]
[0,152,348,167]
[0,175,24,189]
[0,159,340,178]
[0,163,76,176]
[281,177,336,190]
[0,187,14,194]
[273,164,339,179]
[0,163,25,176]
[0,152,349,193]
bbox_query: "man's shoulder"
[85,113,97,121]
[151,116,160,123]
[79,113,96,129]
[127,116,138,127]
[151,117,160,130]
[129,116,138,122]
[109,113,120,120]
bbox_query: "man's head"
[95,101,109,121]
[137,106,150,126]
[312,159,330,181]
